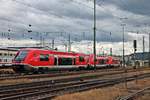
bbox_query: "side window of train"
[99,59,105,64]
[40,54,49,61]
[79,56,84,62]
[58,57,73,65]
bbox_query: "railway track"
[118,86,150,100]
[0,69,128,90]
[0,69,150,100]
[0,67,149,82]
[0,67,124,81]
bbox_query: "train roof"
[19,48,88,56]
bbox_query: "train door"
[54,56,58,66]
[57,56,75,69]
[58,57,73,65]
[39,54,50,66]
[73,58,76,65]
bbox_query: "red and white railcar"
[106,56,120,67]
[12,48,89,72]
[87,55,120,68]
[12,48,120,73]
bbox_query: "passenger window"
[58,57,72,65]
[40,54,49,61]
[79,56,85,62]
[99,59,105,64]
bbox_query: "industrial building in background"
[125,52,149,67]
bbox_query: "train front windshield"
[14,50,28,61]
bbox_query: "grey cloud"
[0,0,149,44]
[104,0,150,16]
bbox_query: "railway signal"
[133,40,137,51]
[133,40,137,69]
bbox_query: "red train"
[12,48,120,73]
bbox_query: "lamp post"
[121,23,126,69]
[28,24,32,39]
[120,17,128,68]
[68,34,71,52]
[121,23,127,88]
[110,32,112,56]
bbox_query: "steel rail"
[0,70,126,91]
[118,86,150,100]
[1,67,150,81]
[0,67,122,81]
[0,78,107,98]
[0,67,149,81]
[0,68,149,91]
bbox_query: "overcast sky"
[0,0,149,55]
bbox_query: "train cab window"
[14,50,28,61]
[0,53,2,56]
[58,57,72,65]
[40,54,49,61]
[79,56,85,62]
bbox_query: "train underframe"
[12,64,87,74]
[12,63,120,74]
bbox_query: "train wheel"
[79,67,85,70]
[32,68,38,74]
[87,65,94,70]
[38,67,45,74]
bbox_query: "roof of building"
[130,52,149,60]
[0,47,18,51]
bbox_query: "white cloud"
[0,0,149,55]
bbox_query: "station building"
[0,48,18,63]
